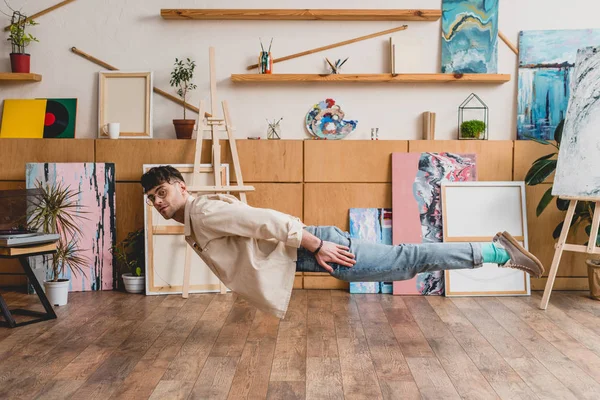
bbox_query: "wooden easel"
[540,196,600,309]
[181,47,255,298]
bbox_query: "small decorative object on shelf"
[458,93,488,140]
[266,117,282,139]
[258,38,273,74]
[305,98,357,140]
[325,57,348,74]
[7,10,39,73]
[370,128,379,140]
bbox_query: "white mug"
[103,122,120,139]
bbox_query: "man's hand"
[315,241,356,273]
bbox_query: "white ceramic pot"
[43,279,70,306]
[122,273,145,294]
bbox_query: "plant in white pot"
[28,181,89,306]
[6,10,39,73]
[170,57,197,139]
[111,228,145,293]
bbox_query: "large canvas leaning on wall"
[517,29,600,140]
[26,163,116,291]
[554,46,600,199]
[392,152,477,295]
[441,0,498,73]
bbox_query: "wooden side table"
[0,243,58,328]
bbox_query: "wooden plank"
[405,357,461,400]
[304,140,408,182]
[231,73,511,83]
[408,140,513,181]
[304,183,390,230]
[161,9,442,21]
[303,273,348,290]
[231,140,303,182]
[513,139,557,182]
[189,357,238,399]
[531,277,589,291]
[293,274,303,289]
[209,297,256,357]
[306,291,338,358]
[267,382,305,399]
[0,73,42,81]
[244,183,303,219]
[148,381,194,400]
[0,139,95,180]
[0,242,56,256]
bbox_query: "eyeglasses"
[146,182,179,206]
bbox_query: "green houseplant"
[170,57,197,139]
[28,181,89,306]
[460,119,486,139]
[524,120,600,300]
[6,10,38,73]
[111,228,145,293]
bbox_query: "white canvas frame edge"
[98,70,153,139]
[142,163,231,295]
[441,181,531,296]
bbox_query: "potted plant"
[524,120,600,300]
[28,181,89,306]
[170,57,197,139]
[6,10,38,73]
[460,119,486,139]
[111,228,145,293]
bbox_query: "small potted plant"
[28,181,89,306]
[111,228,145,293]
[7,10,38,73]
[459,120,486,140]
[170,57,197,139]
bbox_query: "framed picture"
[441,181,530,296]
[98,71,153,139]
[143,163,230,295]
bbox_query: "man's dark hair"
[141,165,185,193]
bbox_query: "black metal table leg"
[0,292,17,328]
[17,256,57,318]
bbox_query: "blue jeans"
[296,226,483,281]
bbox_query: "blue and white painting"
[305,98,357,140]
[553,46,600,198]
[348,208,392,294]
[441,0,498,73]
[518,29,600,140]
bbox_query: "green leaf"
[553,221,563,239]
[554,119,565,145]
[536,187,554,217]
[532,153,556,164]
[522,134,555,147]
[556,197,570,211]
[525,159,557,185]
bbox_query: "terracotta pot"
[173,119,195,139]
[10,53,30,73]
[586,259,600,300]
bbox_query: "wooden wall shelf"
[0,73,42,82]
[160,9,441,21]
[231,73,511,84]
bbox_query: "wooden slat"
[0,242,56,256]
[304,183,390,230]
[231,140,303,182]
[0,73,42,82]
[408,140,513,181]
[161,9,442,21]
[245,183,303,220]
[531,277,589,291]
[0,139,95,180]
[513,139,557,182]
[304,140,408,182]
[231,73,511,83]
[303,273,348,290]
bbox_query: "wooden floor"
[1,289,600,400]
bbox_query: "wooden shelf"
[160,9,441,21]
[230,73,511,84]
[0,73,42,82]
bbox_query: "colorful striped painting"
[441,0,498,73]
[26,163,116,291]
[517,29,600,140]
[392,152,477,295]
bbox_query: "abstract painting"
[554,46,600,198]
[441,0,498,73]
[348,208,392,294]
[26,163,116,291]
[305,98,357,140]
[392,152,477,295]
[0,98,77,138]
[517,29,600,140]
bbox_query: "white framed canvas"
[441,181,530,296]
[143,163,231,295]
[99,71,153,138]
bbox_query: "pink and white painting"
[26,163,116,291]
[392,152,477,295]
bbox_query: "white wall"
[0,0,598,140]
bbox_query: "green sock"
[481,243,510,265]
